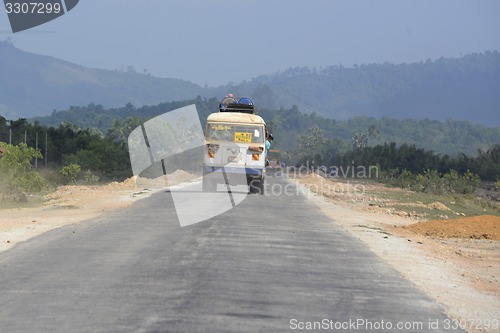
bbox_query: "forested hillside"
[2,98,498,188]
[31,98,499,157]
[1,40,499,126]
[215,51,500,126]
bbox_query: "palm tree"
[368,124,379,141]
[108,118,125,142]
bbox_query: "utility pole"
[9,128,11,144]
[45,130,48,167]
[35,132,38,168]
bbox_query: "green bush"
[84,169,100,185]
[388,168,480,194]
[60,163,81,184]
[416,169,442,193]
[454,170,480,194]
[0,142,46,194]
[390,169,416,189]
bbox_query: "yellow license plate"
[234,132,252,143]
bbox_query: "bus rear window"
[206,124,264,143]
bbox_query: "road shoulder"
[292,174,499,333]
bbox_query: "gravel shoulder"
[293,173,499,333]
[0,180,149,252]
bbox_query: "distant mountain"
[0,40,203,118]
[213,51,500,126]
[1,40,499,126]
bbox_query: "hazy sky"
[1,0,499,86]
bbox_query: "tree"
[0,142,45,193]
[352,132,368,149]
[298,126,325,151]
[108,118,125,142]
[297,126,328,164]
[368,124,379,140]
[122,116,146,140]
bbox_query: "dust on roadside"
[0,170,199,252]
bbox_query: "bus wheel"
[257,176,265,195]
[249,177,265,195]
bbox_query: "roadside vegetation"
[293,125,498,217]
[360,179,498,220]
[0,118,129,207]
[0,99,498,215]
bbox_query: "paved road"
[0,177,463,332]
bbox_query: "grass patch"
[364,183,499,220]
[331,177,499,220]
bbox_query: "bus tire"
[249,177,265,195]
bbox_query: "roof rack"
[219,103,255,114]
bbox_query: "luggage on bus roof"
[219,96,255,114]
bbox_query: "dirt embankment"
[406,215,500,240]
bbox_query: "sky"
[1,0,500,87]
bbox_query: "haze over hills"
[0,41,203,119]
[1,40,499,126]
[218,52,500,126]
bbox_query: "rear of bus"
[202,112,266,193]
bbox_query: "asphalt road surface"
[0,177,464,332]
